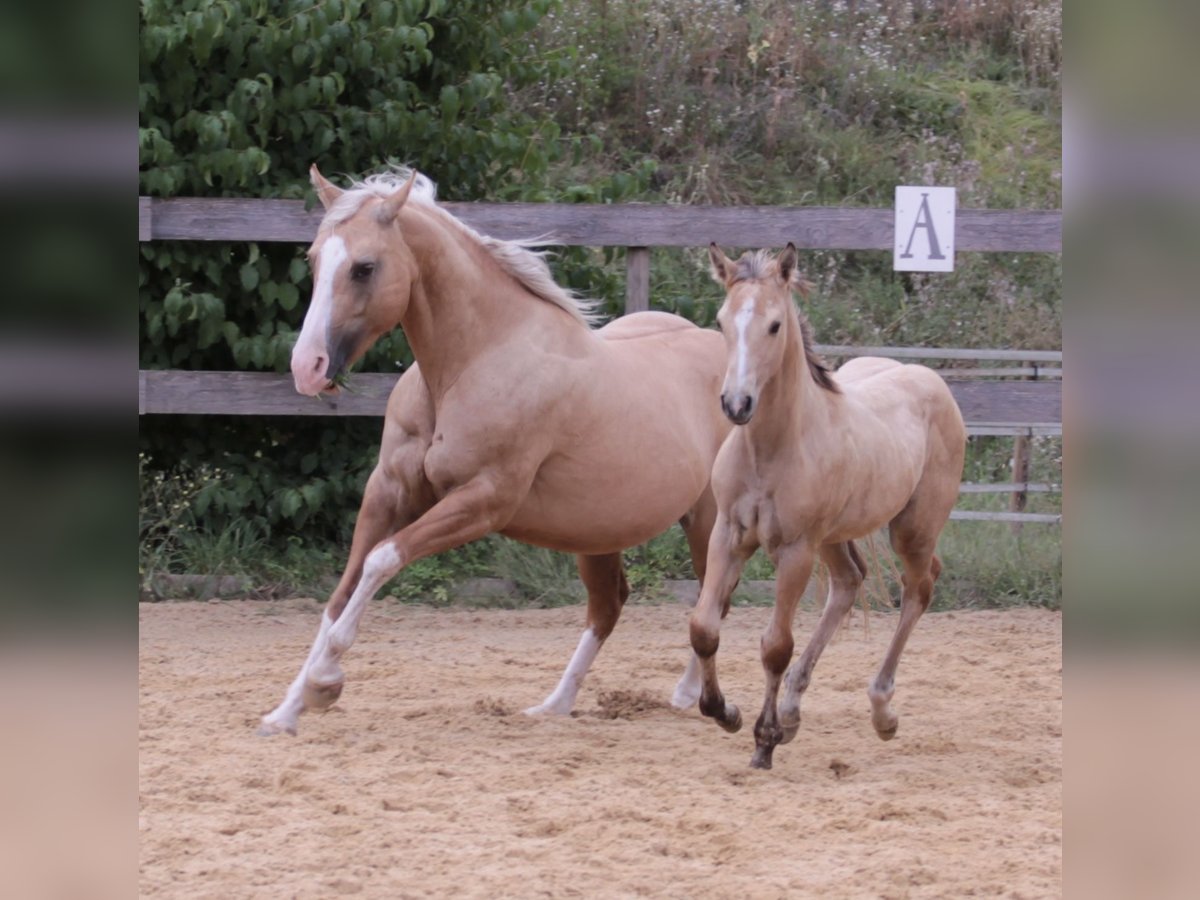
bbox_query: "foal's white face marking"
[732,295,757,394]
[291,234,348,396]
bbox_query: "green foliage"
[140,0,571,543]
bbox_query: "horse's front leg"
[689,515,750,734]
[750,540,814,769]
[262,474,515,736]
[259,465,419,736]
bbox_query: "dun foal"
[687,244,966,768]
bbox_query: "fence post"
[625,246,650,314]
[1010,427,1031,535]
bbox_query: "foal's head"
[291,166,426,396]
[709,242,797,424]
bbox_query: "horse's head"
[291,165,423,396]
[709,243,806,425]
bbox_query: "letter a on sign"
[894,186,956,272]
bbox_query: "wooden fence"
[138,197,1062,524]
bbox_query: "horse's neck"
[744,333,838,465]
[398,211,563,398]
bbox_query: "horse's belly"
[500,451,711,555]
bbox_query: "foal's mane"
[730,250,840,394]
[326,168,602,327]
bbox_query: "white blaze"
[291,235,348,395]
[732,296,757,392]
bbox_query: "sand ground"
[139,599,1061,898]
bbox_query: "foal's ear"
[777,243,798,285]
[709,243,735,286]
[310,165,343,209]
[376,171,419,226]
[779,243,814,298]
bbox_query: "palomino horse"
[690,244,966,768]
[259,166,731,736]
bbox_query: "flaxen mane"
[326,168,602,327]
[730,250,839,394]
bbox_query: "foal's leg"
[259,465,421,736]
[671,491,718,710]
[263,475,515,736]
[689,515,752,733]
[750,540,815,769]
[777,541,866,746]
[867,524,943,741]
[525,553,629,716]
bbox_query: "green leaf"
[239,263,259,292]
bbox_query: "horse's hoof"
[718,704,743,734]
[873,711,899,741]
[302,678,344,711]
[749,745,775,769]
[257,717,297,737]
[523,702,569,717]
[778,704,800,744]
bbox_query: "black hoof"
[718,705,743,733]
[749,745,775,769]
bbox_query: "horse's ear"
[376,171,419,226]
[777,243,798,284]
[310,165,343,209]
[709,243,734,286]
[779,243,813,298]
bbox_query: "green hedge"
[139,0,582,541]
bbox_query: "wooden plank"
[968,425,1061,436]
[945,380,1061,425]
[139,370,401,416]
[138,370,1060,425]
[950,510,1061,524]
[625,247,650,314]
[938,367,1062,380]
[146,197,324,242]
[139,197,152,242]
[959,482,1059,494]
[140,197,1061,252]
[817,345,1062,363]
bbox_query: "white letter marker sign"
[894,186,956,272]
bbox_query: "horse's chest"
[729,491,786,553]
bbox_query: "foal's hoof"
[718,704,743,734]
[302,678,344,711]
[749,745,775,770]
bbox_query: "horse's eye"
[350,262,375,282]
[768,321,782,335]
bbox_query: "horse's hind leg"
[525,553,629,716]
[777,540,866,746]
[868,503,949,741]
[672,490,718,710]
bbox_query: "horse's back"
[596,310,701,341]
[839,359,962,430]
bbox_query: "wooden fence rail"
[139,196,1062,524]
